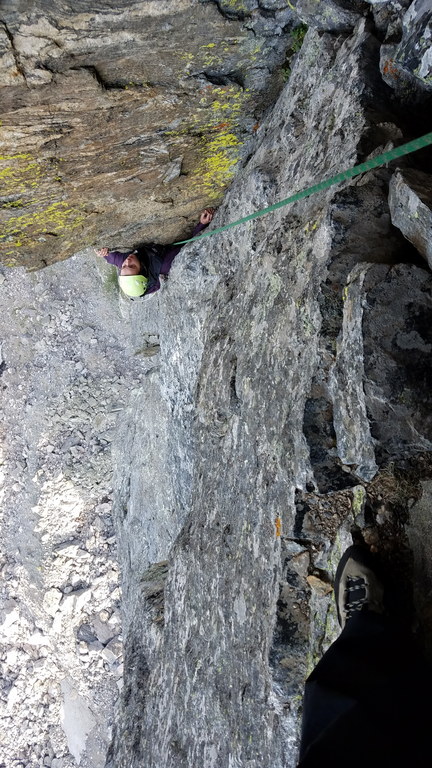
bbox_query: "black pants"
[298,612,432,767]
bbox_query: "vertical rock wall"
[109,14,432,768]
[1,2,431,767]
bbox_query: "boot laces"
[345,576,368,620]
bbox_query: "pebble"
[33,659,47,671]
[88,640,104,653]
[55,543,80,558]
[6,648,19,666]
[306,574,333,596]
[101,645,118,665]
[92,615,116,645]
[105,637,122,659]
[42,589,63,617]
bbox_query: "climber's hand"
[200,208,215,225]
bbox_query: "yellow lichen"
[221,0,247,10]
[0,154,44,197]
[166,84,249,199]
[1,201,86,244]
[194,130,243,197]
[0,151,89,261]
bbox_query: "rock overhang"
[0,0,300,270]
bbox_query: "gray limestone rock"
[396,0,432,87]
[408,480,432,659]
[362,263,432,464]
[108,19,428,768]
[60,680,97,765]
[296,0,361,31]
[369,0,410,41]
[2,2,432,767]
[389,167,432,268]
[328,264,379,482]
[329,260,432,477]
[380,0,432,95]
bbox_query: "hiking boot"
[334,545,384,629]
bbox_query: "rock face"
[0,0,298,270]
[380,0,432,95]
[389,167,432,267]
[1,2,432,768]
[394,0,432,86]
[106,14,432,768]
[296,0,361,31]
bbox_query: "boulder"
[389,167,432,268]
[330,261,432,476]
[60,679,97,765]
[396,0,432,88]
[296,0,361,31]
[362,262,432,465]
[380,0,432,94]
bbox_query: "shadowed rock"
[380,0,432,97]
[389,167,432,268]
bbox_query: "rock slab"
[389,167,432,268]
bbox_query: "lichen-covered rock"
[396,0,432,86]
[380,0,432,94]
[369,0,410,42]
[0,0,296,270]
[389,167,432,268]
[296,0,361,31]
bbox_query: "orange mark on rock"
[214,121,230,130]
[275,517,282,537]
[382,59,400,80]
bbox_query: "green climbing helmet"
[118,274,148,298]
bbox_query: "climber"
[95,208,214,299]
[298,543,432,768]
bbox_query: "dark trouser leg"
[298,611,432,768]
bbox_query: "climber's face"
[120,253,140,276]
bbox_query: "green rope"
[174,131,432,245]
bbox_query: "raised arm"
[95,248,127,269]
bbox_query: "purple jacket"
[104,221,207,296]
